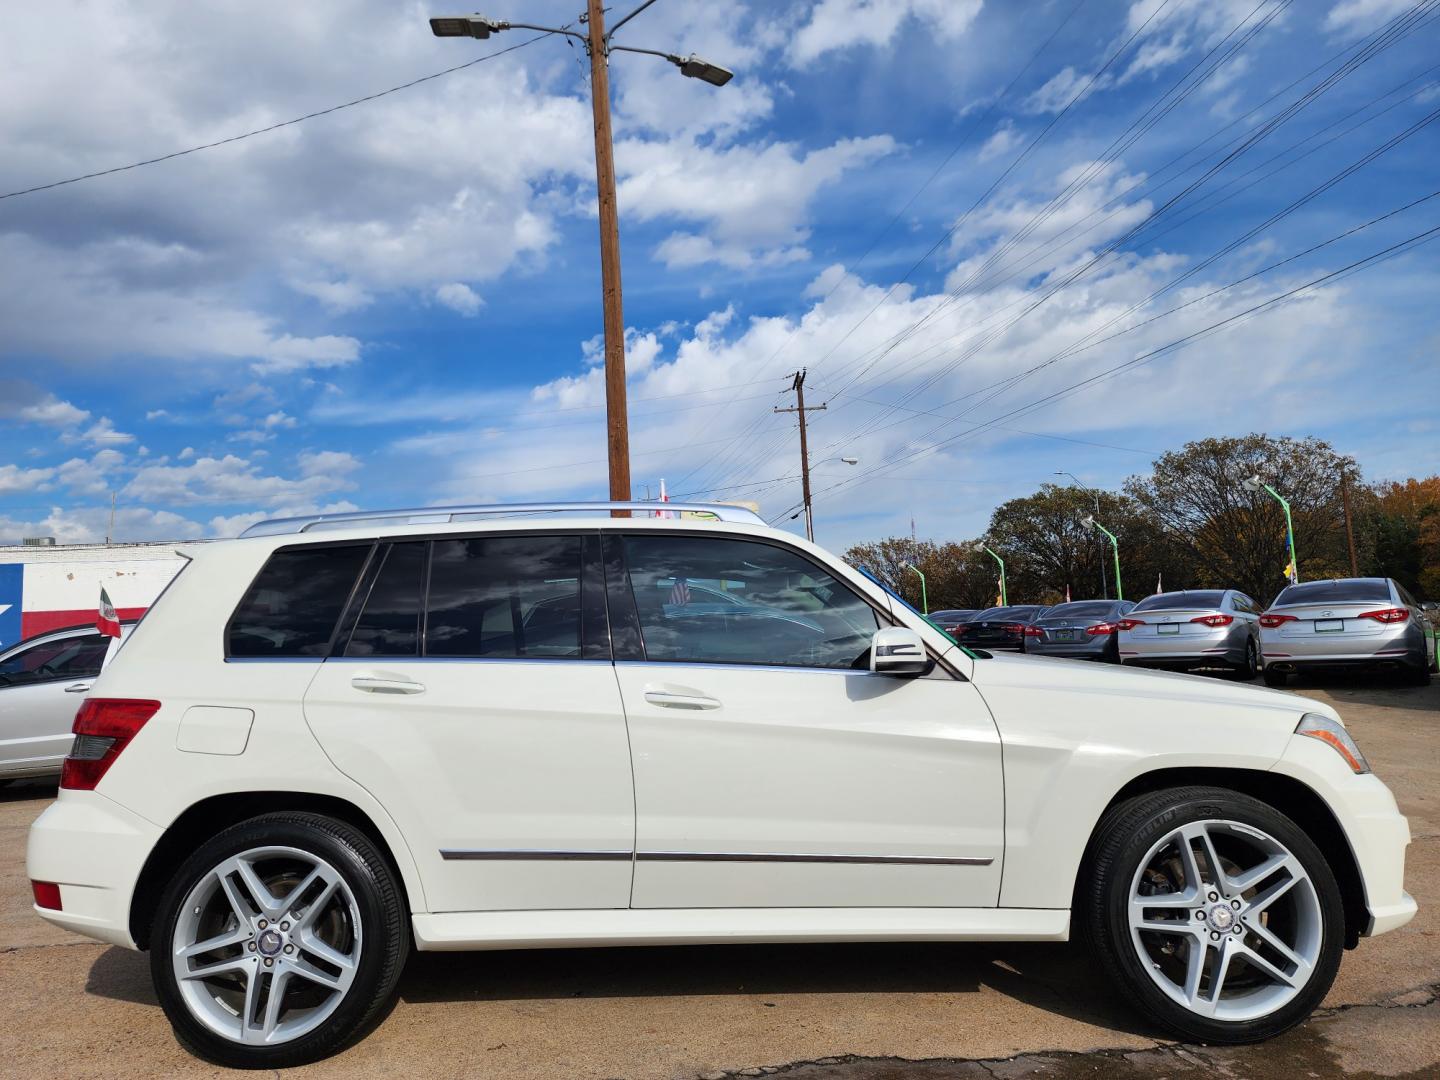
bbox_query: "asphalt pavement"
[1,672,1435,1079]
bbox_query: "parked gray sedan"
[1117,589,1262,677]
[1260,577,1437,686]
[1023,599,1135,662]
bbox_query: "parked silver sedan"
[1259,577,1437,687]
[1023,599,1135,662]
[0,623,117,781]
[1117,589,1262,677]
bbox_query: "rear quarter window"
[227,544,372,658]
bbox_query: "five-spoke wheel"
[1082,786,1343,1043]
[152,813,408,1068]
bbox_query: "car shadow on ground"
[1282,669,1437,713]
[0,778,57,803]
[82,939,1153,1040]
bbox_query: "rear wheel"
[1262,665,1288,688]
[1233,639,1258,680]
[1404,646,1431,686]
[151,813,408,1068]
[1079,786,1343,1044]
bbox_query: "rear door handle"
[350,675,426,695]
[64,682,92,694]
[643,690,721,710]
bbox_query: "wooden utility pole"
[775,370,826,541]
[585,0,631,504]
[1341,476,1359,577]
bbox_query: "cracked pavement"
[0,675,1434,1078]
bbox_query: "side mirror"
[870,626,930,677]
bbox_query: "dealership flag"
[1156,571,1163,594]
[1065,584,1071,603]
[97,587,122,638]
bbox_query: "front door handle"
[643,689,721,710]
[350,675,426,695]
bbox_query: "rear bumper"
[25,790,160,950]
[1025,640,1112,659]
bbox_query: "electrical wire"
[0,34,553,201]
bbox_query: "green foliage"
[841,436,1437,608]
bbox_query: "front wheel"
[151,813,409,1068]
[1079,786,1343,1044]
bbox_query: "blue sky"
[1,0,1437,548]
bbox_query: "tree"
[842,537,997,612]
[1124,435,1358,605]
[1363,476,1440,599]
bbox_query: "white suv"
[27,502,1416,1068]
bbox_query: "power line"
[0,35,552,201]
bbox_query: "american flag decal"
[669,578,690,606]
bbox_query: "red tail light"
[32,881,62,910]
[1002,623,1025,634]
[1259,613,1296,628]
[1086,622,1119,636]
[1191,614,1233,627]
[1117,618,1144,631]
[1358,608,1408,624]
[60,698,161,791]
[950,625,969,636]
[1021,625,1044,637]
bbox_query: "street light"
[430,6,732,503]
[904,562,928,615]
[975,542,1007,606]
[1081,515,1123,601]
[1055,470,1108,599]
[1243,474,1299,584]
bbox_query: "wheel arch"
[1072,767,1368,948]
[129,790,419,950]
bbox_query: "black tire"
[150,812,409,1068]
[1078,786,1344,1045]
[1262,665,1288,688]
[1403,652,1431,686]
[1232,639,1258,680]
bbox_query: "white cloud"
[790,0,983,65]
[977,121,1022,162]
[123,451,359,506]
[1023,67,1103,114]
[18,396,90,426]
[434,282,484,316]
[0,464,55,494]
[1324,0,1412,36]
[617,135,898,268]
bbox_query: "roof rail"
[238,501,766,538]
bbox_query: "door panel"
[0,682,77,773]
[618,663,1003,908]
[302,531,635,913]
[609,530,1003,910]
[305,659,634,912]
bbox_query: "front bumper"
[26,790,161,949]
[1271,735,1417,939]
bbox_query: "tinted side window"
[346,543,426,657]
[426,535,583,658]
[621,535,879,668]
[228,545,371,658]
[0,634,109,686]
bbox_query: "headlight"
[1296,713,1370,774]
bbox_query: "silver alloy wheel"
[171,846,362,1045]
[1128,819,1322,1022]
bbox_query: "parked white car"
[27,503,1415,1067]
[0,623,120,781]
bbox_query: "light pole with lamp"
[429,7,732,503]
[1055,470,1108,599]
[904,562,928,615]
[786,457,859,539]
[1243,474,1299,584]
[975,543,1007,606]
[1082,515,1123,601]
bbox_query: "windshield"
[1273,579,1392,606]
[1038,601,1116,622]
[1132,591,1225,612]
